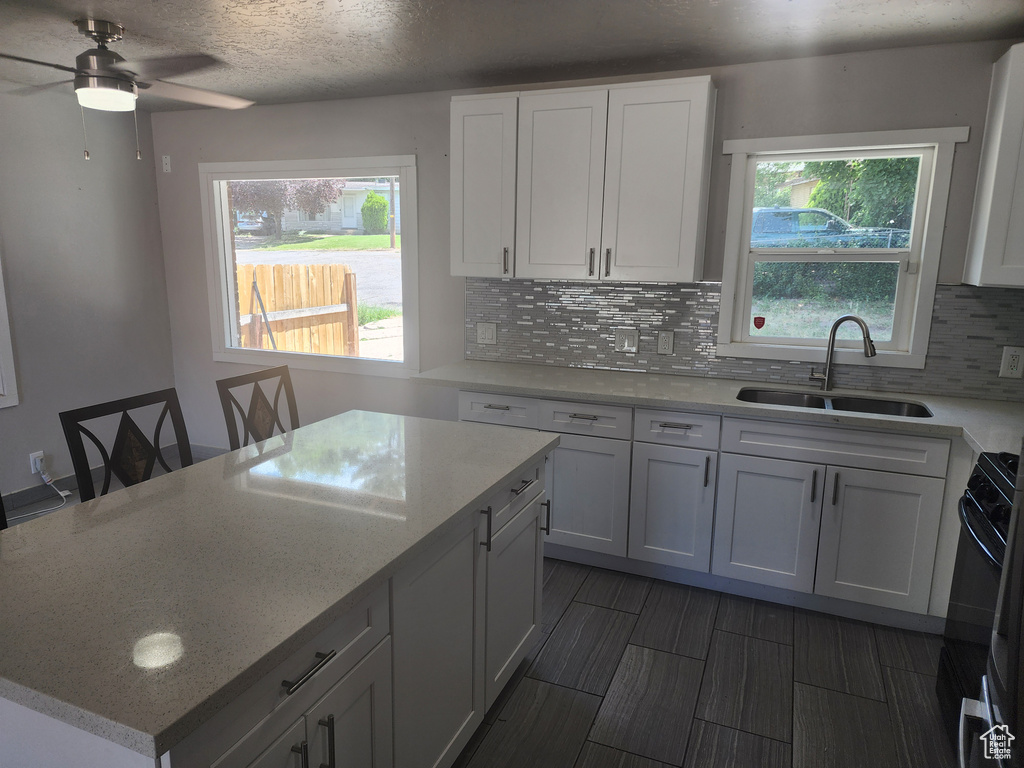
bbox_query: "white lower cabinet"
[628,442,717,571]
[545,433,631,556]
[814,466,945,613]
[712,453,824,593]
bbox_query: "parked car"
[236,216,266,233]
[750,207,909,248]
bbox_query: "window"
[199,157,419,377]
[0,241,17,408]
[718,129,968,368]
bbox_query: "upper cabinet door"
[450,96,519,277]
[516,89,608,280]
[602,79,715,282]
[964,43,1024,287]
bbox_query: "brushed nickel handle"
[318,715,336,768]
[480,506,493,552]
[659,422,694,431]
[503,246,509,275]
[512,479,535,496]
[291,741,310,768]
[703,456,711,488]
[568,413,599,421]
[541,499,551,535]
[588,247,596,276]
[811,470,818,503]
[832,472,840,506]
[282,651,337,695]
[605,248,611,276]
[483,403,510,411]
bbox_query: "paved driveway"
[235,249,403,309]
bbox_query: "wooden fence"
[236,263,358,356]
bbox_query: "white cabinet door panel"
[628,443,716,571]
[545,433,631,556]
[815,467,945,613]
[516,90,608,279]
[712,454,824,592]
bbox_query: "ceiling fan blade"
[111,54,222,80]
[5,79,73,96]
[0,52,78,74]
[140,79,254,110]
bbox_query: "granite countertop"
[415,360,1024,455]
[0,411,558,759]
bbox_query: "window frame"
[717,128,968,369]
[198,156,419,378]
[0,239,18,409]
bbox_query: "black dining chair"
[216,365,299,451]
[59,388,193,502]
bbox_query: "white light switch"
[476,322,497,345]
[614,329,639,353]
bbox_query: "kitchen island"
[0,410,559,767]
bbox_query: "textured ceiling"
[0,0,1023,111]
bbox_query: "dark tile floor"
[456,558,956,768]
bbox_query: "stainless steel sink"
[736,388,932,417]
[828,396,932,418]
[736,389,827,409]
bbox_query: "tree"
[753,162,793,208]
[229,178,346,240]
[289,179,346,220]
[361,191,389,234]
[805,158,919,229]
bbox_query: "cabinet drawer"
[479,459,545,535]
[459,391,538,428]
[633,408,720,449]
[721,417,950,477]
[538,399,632,439]
[171,583,391,767]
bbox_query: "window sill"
[213,348,418,379]
[716,341,926,370]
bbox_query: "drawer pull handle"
[704,456,710,488]
[483,404,511,411]
[832,473,840,506]
[481,506,493,552]
[291,741,310,768]
[568,413,599,421]
[318,714,336,768]
[659,422,693,431]
[541,499,551,534]
[283,650,337,695]
[811,470,818,503]
[503,246,510,275]
[605,248,612,277]
[589,247,596,276]
[512,479,535,496]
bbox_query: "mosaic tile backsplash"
[465,280,1024,402]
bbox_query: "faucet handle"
[809,368,826,389]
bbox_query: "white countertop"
[0,411,559,758]
[415,360,1024,455]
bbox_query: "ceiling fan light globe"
[74,75,137,111]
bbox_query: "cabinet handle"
[318,715,336,768]
[832,473,840,506]
[605,248,611,277]
[480,506,493,552]
[483,403,510,411]
[658,422,693,431]
[588,247,596,276]
[503,246,509,275]
[291,741,310,768]
[811,470,818,503]
[282,650,337,695]
[512,478,535,496]
[704,456,710,488]
[568,413,599,421]
[541,499,551,534]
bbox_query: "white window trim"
[198,156,420,378]
[717,127,968,370]
[0,240,18,408]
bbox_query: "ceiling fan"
[0,18,254,112]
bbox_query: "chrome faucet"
[809,315,877,391]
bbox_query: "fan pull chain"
[80,105,90,160]
[133,108,141,160]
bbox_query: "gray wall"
[0,90,175,495]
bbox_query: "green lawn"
[748,298,894,341]
[358,305,402,326]
[256,234,401,251]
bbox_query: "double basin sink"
[737,388,932,418]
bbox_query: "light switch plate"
[476,322,497,345]
[999,345,1023,378]
[614,329,639,353]
[657,331,674,355]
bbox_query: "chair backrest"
[59,388,193,502]
[216,365,299,451]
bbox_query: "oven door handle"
[958,695,989,768]
[959,495,1002,570]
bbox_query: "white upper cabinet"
[964,43,1024,287]
[450,95,519,277]
[450,77,716,281]
[516,89,609,279]
[602,80,715,282]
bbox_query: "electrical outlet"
[999,345,1024,378]
[614,329,639,353]
[29,451,44,474]
[476,322,497,345]
[657,330,674,355]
